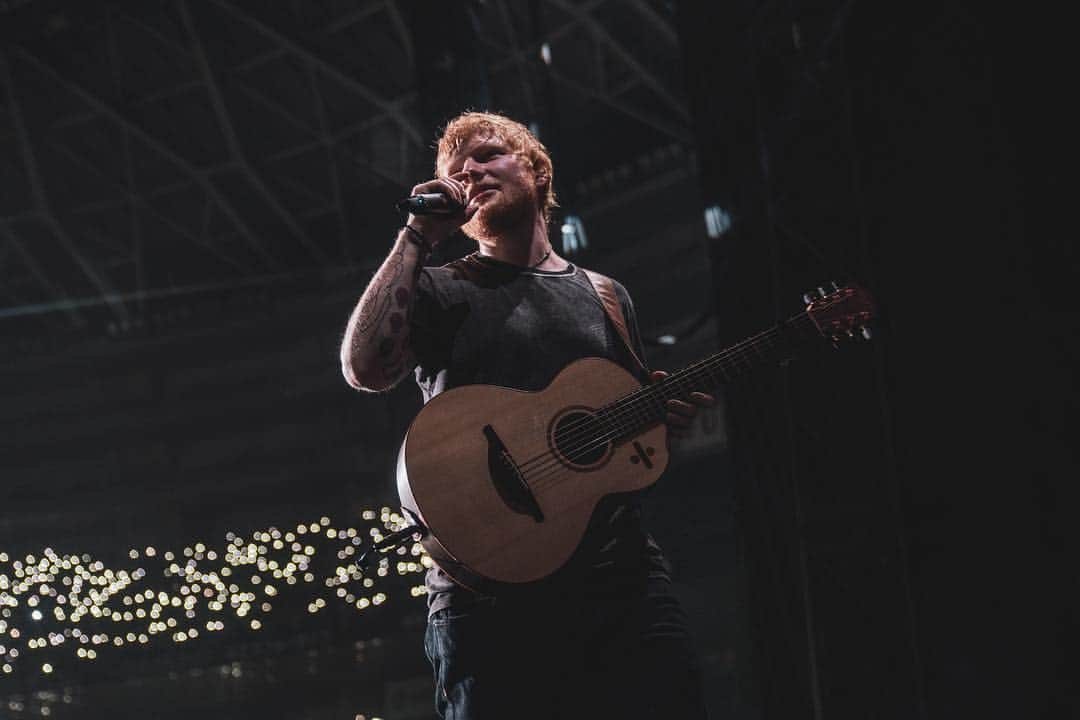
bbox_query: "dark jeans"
[424,574,708,720]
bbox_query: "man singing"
[341,111,712,720]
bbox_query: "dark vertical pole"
[675,2,816,719]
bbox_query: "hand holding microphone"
[396,175,476,250]
[395,192,464,216]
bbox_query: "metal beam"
[51,141,251,274]
[48,5,202,130]
[67,197,134,216]
[273,171,334,208]
[487,0,604,76]
[383,1,414,71]
[51,86,205,132]
[234,80,407,187]
[0,267,329,321]
[0,50,129,323]
[178,0,327,264]
[545,0,689,119]
[753,0,857,153]
[199,197,214,242]
[232,46,287,74]
[106,6,147,321]
[117,6,410,189]
[8,44,280,271]
[208,0,424,148]
[234,81,313,135]
[626,0,679,48]
[479,35,691,142]
[578,163,693,219]
[0,221,85,327]
[550,69,689,140]
[325,0,389,34]
[307,61,349,259]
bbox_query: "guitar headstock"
[803,281,877,345]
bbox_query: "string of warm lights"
[3,691,388,720]
[0,508,430,681]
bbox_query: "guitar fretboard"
[595,311,820,442]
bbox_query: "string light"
[0,509,429,680]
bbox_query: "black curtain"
[676,1,1075,717]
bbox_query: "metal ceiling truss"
[0,0,689,331]
[744,0,862,284]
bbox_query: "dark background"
[1,1,1075,718]
[681,2,1076,718]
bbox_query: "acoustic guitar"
[396,282,875,592]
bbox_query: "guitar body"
[393,282,877,592]
[397,356,669,590]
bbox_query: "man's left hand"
[650,370,716,439]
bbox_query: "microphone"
[395,193,464,216]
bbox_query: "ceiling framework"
[0,0,691,332]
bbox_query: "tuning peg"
[802,291,817,304]
[829,280,840,292]
[817,286,828,298]
[860,326,873,340]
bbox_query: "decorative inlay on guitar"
[396,283,876,592]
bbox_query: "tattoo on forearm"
[344,239,423,383]
[355,242,406,337]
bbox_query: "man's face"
[440,133,543,241]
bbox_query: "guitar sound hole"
[552,411,608,466]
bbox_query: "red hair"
[436,111,558,223]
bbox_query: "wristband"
[402,224,432,252]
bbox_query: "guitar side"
[394,281,878,589]
[398,356,669,587]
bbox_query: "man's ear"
[535,173,549,189]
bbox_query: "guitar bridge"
[482,424,544,522]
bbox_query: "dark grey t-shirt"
[409,253,668,615]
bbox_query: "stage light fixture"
[561,215,588,254]
[704,205,732,239]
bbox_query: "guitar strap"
[582,268,647,375]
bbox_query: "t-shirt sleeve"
[410,268,471,394]
[411,268,439,328]
[409,269,449,376]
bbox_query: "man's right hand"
[405,175,478,247]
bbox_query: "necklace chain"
[473,245,552,269]
[530,246,552,268]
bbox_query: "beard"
[462,185,536,243]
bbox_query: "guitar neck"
[597,311,821,441]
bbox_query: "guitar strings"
[516,314,803,475]
[478,294,857,492]
[522,349,758,490]
[515,318,796,483]
[522,316,796,471]
[514,318,807,491]
[522,304,829,490]
[522,321,812,490]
